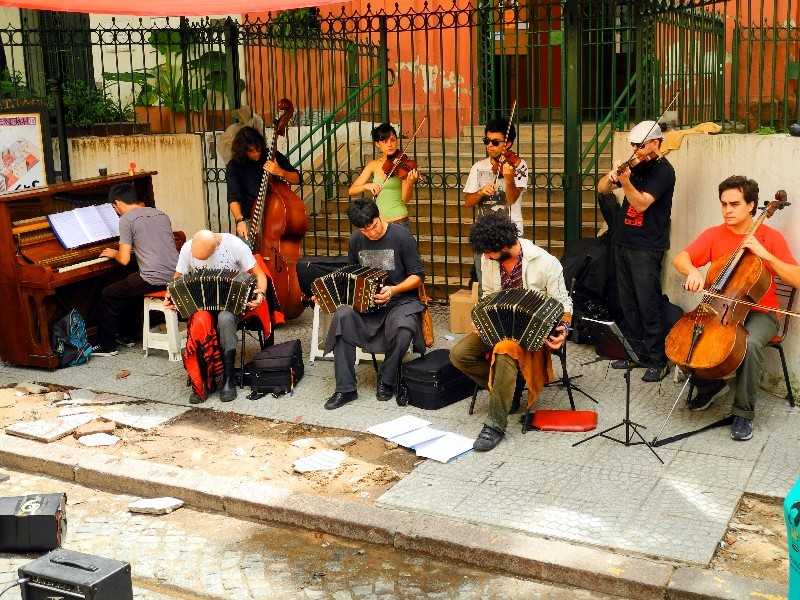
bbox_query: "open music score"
[46,203,120,249]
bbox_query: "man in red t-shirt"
[673,175,800,441]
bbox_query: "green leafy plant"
[271,8,321,49]
[0,68,32,99]
[104,30,204,113]
[186,50,245,102]
[46,79,132,127]
[753,125,777,135]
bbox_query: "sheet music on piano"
[47,204,120,249]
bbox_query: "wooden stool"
[142,290,185,361]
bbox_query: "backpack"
[50,310,93,367]
[244,339,304,399]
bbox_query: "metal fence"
[2,1,799,297]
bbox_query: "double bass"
[665,191,790,380]
[247,99,307,320]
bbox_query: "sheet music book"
[47,204,120,249]
[579,317,641,363]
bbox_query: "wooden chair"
[767,280,796,407]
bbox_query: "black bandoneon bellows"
[167,268,256,318]
[312,264,388,314]
[0,493,66,552]
[19,548,133,600]
[472,289,564,351]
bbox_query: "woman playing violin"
[597,120,675,384]
[348,124,419,229]
[672,175,800,441]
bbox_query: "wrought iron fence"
[1,1,799,297]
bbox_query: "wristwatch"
[235,217,246,224]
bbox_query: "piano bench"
[143,291,186,362]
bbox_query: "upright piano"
[0,172,168,368]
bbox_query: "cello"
[247,99,308,320]
[665,191,790,380]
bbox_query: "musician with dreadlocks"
[450,213,572,452]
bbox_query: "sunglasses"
[630,140,651,150]
[482,138,505,147]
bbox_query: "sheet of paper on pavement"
[365,415,431,439]
[390,426,447,449]
[413,432,475,463]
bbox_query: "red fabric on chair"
[183,311,222,400]
[529,409,598,432]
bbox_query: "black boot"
[219,350,237,402]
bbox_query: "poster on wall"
[0,99,55,194]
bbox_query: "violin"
[615,149,659,176]
[491,150,527,179]
[382,151,428,185]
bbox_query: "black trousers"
[98,272,163,351]
[614,245,667,367]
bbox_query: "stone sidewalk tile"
[660,451,755,490]
[638,479,740,524]
[746,433,800,497]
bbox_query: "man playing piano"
[93,183,179,356]
[450,213,572,452]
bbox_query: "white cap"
[628,120,663,145]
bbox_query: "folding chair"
[767,280,796,407]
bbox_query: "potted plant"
[46,79,139,137]
[186,50,246,130]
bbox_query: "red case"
[530,409,597,432]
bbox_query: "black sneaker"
[642,363,670,382]
[731,416,753,441]
[687,381,729,411]
[91,345,118,357]
[115,334,136,348]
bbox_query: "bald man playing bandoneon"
[164,230,268,404]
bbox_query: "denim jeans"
[614,245,667,367]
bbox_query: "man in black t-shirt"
[598,120,675,382]
[319,198,426,410]
[226,126,300,239]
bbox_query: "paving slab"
[4,413,95,442]
[102,404,189,430]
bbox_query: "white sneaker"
[92,346,118,357]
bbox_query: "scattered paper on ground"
[366,415,431,439]
[390,426,447,449]
[293,450,346,473]
[291,436,355,449]
[128,497,184,514]
[413,433,474,463]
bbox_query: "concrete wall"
[64,134,208,239]
[611,131,800,396]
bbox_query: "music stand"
[571,318,663,463]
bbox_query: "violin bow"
[687,289,800,319]
[375,116,427,197]
[491,100,518,189]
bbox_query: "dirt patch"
[0,386,418,503]
[711,495,788,585]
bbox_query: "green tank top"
[373,173,407,220]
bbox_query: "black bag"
[296,256,350,297]
[49,310,92,367]
[398,349,475,410]
[244,339,304,399]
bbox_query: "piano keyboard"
[56,257,111,273]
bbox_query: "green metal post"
[224,17,241,112]
[378,15,389,123]
[563,0,581,245]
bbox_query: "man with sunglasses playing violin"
[464,118,529,292]
[598,120,675,383]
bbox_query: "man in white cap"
[597,120,675,382]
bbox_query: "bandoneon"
[471,289,564,352]
[167,268,256,319]
[312,264,388,314]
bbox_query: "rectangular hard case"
[0,493,66,552]
[19,548,132,600]
[245,339,304,396]
[398,349,475,409]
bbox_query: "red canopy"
[0,0,344,16]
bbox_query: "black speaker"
[0,493,66,552]
[19,549,133,600]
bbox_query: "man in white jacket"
[450,213,572,451]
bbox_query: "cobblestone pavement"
[2,304,799,566]
[0,469,623,600]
